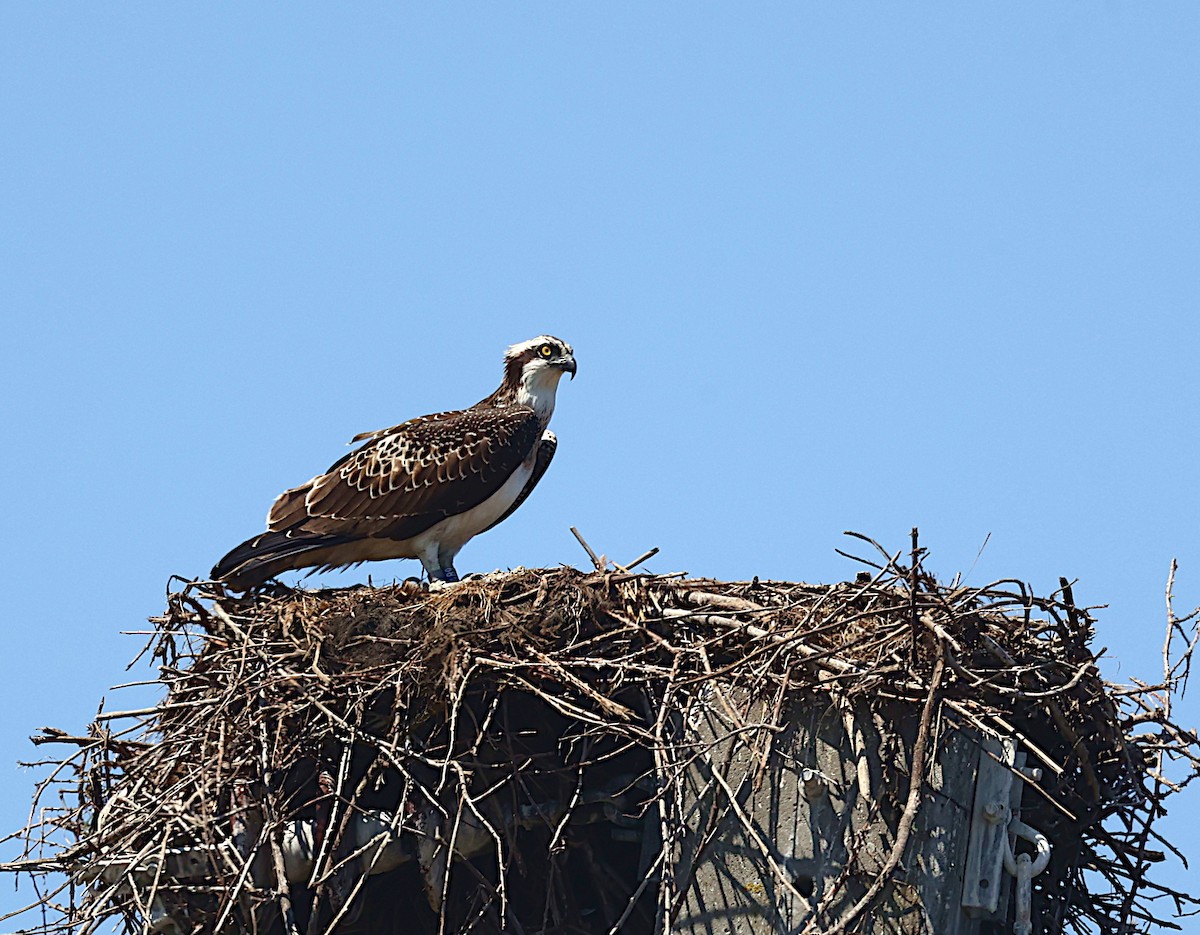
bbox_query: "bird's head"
[501,335,576,417]
[504,335,576,381]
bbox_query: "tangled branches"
[3,537,1198,934]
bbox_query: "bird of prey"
[211,335,576,590]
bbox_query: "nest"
[4,535,1199,934]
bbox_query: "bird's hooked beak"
[555,355,577,380]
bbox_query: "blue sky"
[2,3,1198,928]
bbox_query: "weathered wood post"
[674,694,1042,934]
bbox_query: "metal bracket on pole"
[1003,818,1051,935]
[962,733,1052,934]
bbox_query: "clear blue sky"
[2,4,1197,929]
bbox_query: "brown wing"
[268,406,543,541]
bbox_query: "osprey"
[212,335,576,590]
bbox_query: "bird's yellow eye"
[539,344,554,358]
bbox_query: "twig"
[569,526,605,571]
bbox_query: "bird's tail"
[211,529,349,591]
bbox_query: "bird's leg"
[418,548,449,584]
[434,546,462,584]
[427,566,459,591]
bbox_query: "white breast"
[409,457,535,561]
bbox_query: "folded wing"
[271,406,544,540]
[212,405,543,587]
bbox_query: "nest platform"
[4,544,1199,934]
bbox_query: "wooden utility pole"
[674,694,1043,934]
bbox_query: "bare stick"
[569,526,606,571]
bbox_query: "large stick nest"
[4,538,1199,934]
